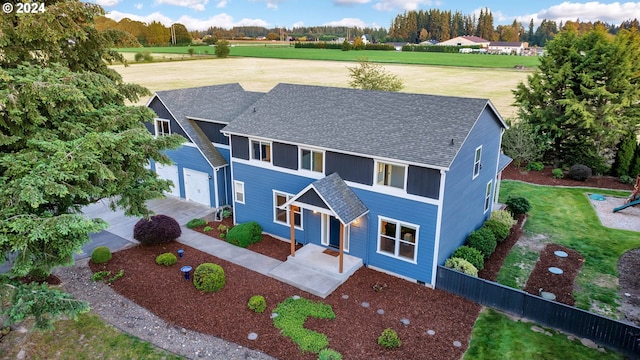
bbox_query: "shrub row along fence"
[436,266,640,358]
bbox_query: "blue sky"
[93,0,640,31]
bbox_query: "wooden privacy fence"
[436,266,640,358]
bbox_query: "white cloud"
[333,0,371,5]
[372,0,434,11]
[95,0,122,6]
[154,0,209,11]
[134,3,143,9]
[105,10,174,25]
[104,10,269,30]
[216,0,228,8]
[251,0,285,10]
[323,17,368,28]
[539,1,640,24]
[291,21,305,28]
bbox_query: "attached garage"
[155,163,180,198]
[184,168,211,207]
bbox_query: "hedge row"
[402,45,481,53]
[294,42,394,51]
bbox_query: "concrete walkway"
[80,197,359,298]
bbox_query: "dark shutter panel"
[407,165,441,199]
[272,142,298,170]
[231,135,249,160]
[196,121,228,145]
[325,151,374,185]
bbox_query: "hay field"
[113,57,530,118]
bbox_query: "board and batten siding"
[231,135,250,160]
[148,97,188,140]
[438,107,505,264]
[325,151,374,185]
[273,142,298,170]
[407,165,441,199]
[196,121,228,145]
[154,145,215,206]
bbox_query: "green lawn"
[116,45,540,69]
[465,309,624,359]
[497,181,639,314]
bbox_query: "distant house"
[361,34,371,45]
[419,40,439,46]
[437,36,490,48]
[147,83,511,287]
[488,41,528,55]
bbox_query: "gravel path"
[54,259,276,360]
[587,194,640,232]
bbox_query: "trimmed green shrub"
[445,257,478,277]
[155,252,177,266]
[91,246,112,264]
[505,196,531,219]
[134,52,144,62]
[203,226,213,232]
[377,328,401,349]
[318,348,343,360]
[193,263,226,293]
[568,164,592,181]
[133,214,181,245]
[248,295,267,313]
[526,161,544,171]
[452,246,484,271]
[466,227,497,259]
[226,221,262,248]
[482,218,510,242]
[490,209,516,228]
[186,218,207,229]
[552,168,564,179]
[619,175,635,185]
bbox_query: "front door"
[322,214,349,251]
[328,216,341,248]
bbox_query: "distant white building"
[437,36,490,48]
[361,34,371,45]
[488,42,528,55]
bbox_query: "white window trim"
[373,160,407,191]
[376,216,419,264]
[484,180,492,213]
[473,145,482,179]
[154,118,171,137]
[320,214,350,252]
[299,147,325,173]
[273,191,303,230]
[234,180,245,204]
[250,139,272,163]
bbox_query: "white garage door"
[184,168,211,207]
[155,164,180,197]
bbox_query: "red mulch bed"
[501,163,633,191]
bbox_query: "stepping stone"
[400,318,410,326]
[377,309,385,315]
[270,313,278,319]
[248,332,258,341]
[554,250,568,258]
[292,295,300,300]
[361,301,370,308]
[427,330,436,336]
[342,294,349,300]
[548,267,563,275]
[453,341,462,347]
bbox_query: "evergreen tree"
[513,25,640,172]
[612,131,638,177]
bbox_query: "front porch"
[268,244,363,298]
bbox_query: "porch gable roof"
[283,173,368,225]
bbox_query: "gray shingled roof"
[222,83,505,169]
[498,153,513,172]
[288,173,368,225]
[154,83,263,168]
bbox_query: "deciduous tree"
[347,59,403,92]
[215,39,230,58]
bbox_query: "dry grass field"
[113,57,530,118]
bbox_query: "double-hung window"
[234,181,245,204]
[473,146,482,178]
[378,217,418,262]
[484,181,492,213]
[274,192,302,228]
[251,140,271,163]
[300,148,323,173]
[375,161,406,190]
[155,119,170,137]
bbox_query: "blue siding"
[232,161,438,284]
[438,108,504,264]
[153,145,216,207]
[216,167,229,206]
[148,97,188,140]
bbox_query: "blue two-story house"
[219,83,510,286]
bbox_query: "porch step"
[287,244,363,281]
[268,261,344,298]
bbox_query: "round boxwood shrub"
[445,257,478,277]
[482,218,511,242]
[193,263,226,293]
[133,214,182,245]
[247,295,267,313]
[377,328,401,349]
[490,209,516,228]
[226,221,262,248]
[452,245,484,271]
[318,348,343,360]
[568,164,592,181]
[526,161,544,171]
[91,246,112,264]
[505,196,531,219]
[466,227,497,259]
[155,252,177,266]
[186,218,207,229]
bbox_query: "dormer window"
[155,119,170,137]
